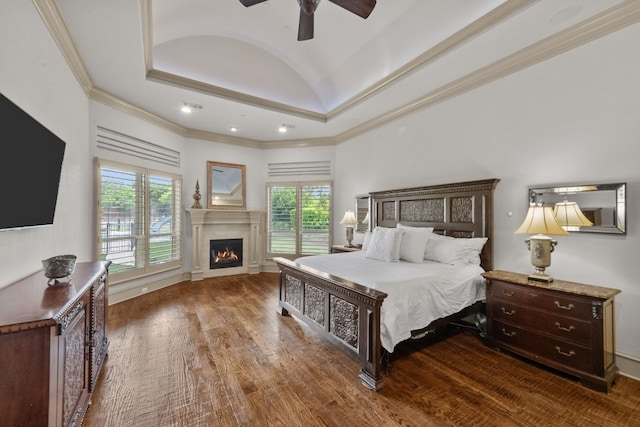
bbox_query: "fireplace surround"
[187,209,265,280]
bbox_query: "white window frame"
[266,181,332,259]
[96,158,182,282]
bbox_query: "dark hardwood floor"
[83,273,640,426]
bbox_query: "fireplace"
[210,238,243,269]
[187,209,264,280]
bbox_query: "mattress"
[295,251,486,353]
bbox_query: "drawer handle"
[554,301,574,311]
[501,307,516,316]
[502,290,514,297]
[555,346,576,357]
[501,328,516,337]
[555,322,575,332]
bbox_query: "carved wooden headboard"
[369,179,500,271]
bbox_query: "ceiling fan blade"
[297,8,314,41]
[328,0,376,19]
[238,0,268,7]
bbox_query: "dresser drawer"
[493,319,593,373]
[490,300,592,345]
[490,280,594,319]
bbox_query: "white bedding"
[294,251,485,353]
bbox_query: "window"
[267,182,332,257]
[97,159,182,280]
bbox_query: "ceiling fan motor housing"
[298,0,321,15]
[241,0,376,41]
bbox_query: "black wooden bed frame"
[274,178,500,390]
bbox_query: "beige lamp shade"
[340,210,358,225]
[553,201,593,227]
[515,205,569,236]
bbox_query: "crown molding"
[140,0,153,73]
[327,0,536,119]
[90,88,187,136]
[255,137,338,150]
[145,69,327,123]
[34,0,640,150]
[140,0,534,122]
[183,128,263,149]
[32,0,93,96]
[334,0,640,144]
[90,88,338,149]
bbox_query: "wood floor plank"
[83,273,640,426]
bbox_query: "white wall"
[0,0,93,287]
[335,23,640,359]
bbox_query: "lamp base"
[528,272,553,283]
[525,235,557,284]
[345,226,354,248]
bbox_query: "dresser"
[0,261,110,426]
[482,270,620,392]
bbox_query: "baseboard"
[261,261,280,274]
[109,271,189,305]
[617,351,640,381]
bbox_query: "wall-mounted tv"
[0,93,66,231]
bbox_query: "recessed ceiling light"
[181,102,203,114]
[230,127,238,132]
[279,124,294,133]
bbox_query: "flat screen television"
[0,93,66,231]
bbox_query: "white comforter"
[294,251,485,353]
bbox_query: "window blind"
[267,182,331,256]
[98,159,182,280]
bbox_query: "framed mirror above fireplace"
[207,161,246,209]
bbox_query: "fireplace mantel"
[187,209,265,280]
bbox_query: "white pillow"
[463,237,488,265]
[423,231,452,258]
[396,224,434,263]
[362,231,373,251]
[424,237,488,265]
[364,227,404,262]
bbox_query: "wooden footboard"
[274,257,388,390]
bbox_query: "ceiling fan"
[239,0,377,41]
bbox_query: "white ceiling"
[51,0,628,146]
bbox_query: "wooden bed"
[274,178,500,390]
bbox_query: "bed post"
[276,267,289,316]
[358,306,384,390]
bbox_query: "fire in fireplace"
[210,238,243,269]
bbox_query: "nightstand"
[482,270,621,392]
[331,245,362,253]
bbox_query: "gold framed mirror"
[207,161,246,209]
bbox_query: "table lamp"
[340,210,358,247]
[515,204,568,283]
